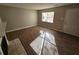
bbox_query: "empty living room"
[0,3,79,55]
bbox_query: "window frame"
[42,12,55,23]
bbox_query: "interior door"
[63,8,79,37]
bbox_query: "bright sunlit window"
[42,12,54,23]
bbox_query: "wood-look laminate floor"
[6,26,79,55]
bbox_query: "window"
[42,12,54,23]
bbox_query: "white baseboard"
[6,25,37,33]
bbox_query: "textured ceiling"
[0,3,71,10]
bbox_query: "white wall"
[0,17,2,36]
[63,8,79,37]
[0,6,37,32]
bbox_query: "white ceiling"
[0,3,71,10]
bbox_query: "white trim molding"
[6,25,37,33]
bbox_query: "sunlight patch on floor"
[30,30,58,55]
[8,38,27,55]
